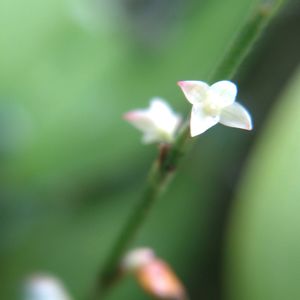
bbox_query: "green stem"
[92,0,287,298]
[93,122,191,298]
[210,0,287,81]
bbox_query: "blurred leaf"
[226,66,300,300]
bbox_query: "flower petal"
[190,105,219,137]
[149,98,181,132]
[177,81,209,105]
[123,111,155,132]
[219,102,253,130]
[210,80,237,106]
[149,98,181,127]
[142,131,160,144]
[149,98,174,116]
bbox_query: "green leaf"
[226,67,300,300]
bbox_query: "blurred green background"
[0,0,299,299]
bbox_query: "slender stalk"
[92,0,287,298]
[93,123,191,299]
[209,0,287,81]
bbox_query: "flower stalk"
[92,0,288,298]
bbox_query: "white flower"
[178,80,253,137]
[24,274,71,300]
[124,98,181,144]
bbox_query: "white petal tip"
[237,113,253,131]
[235,119,253,131]
[246,123,253,130]
[219,102,253,132]
[190,133,199,138]
[190,124,211,137]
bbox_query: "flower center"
[203,95,222,116]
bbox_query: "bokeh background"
[0,0,299,299]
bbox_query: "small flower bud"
[122,248,187,300]
[122,247,155,272]
[137,259,187,300]
[23,274,71,300]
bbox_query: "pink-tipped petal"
[123,111,137,121]
[124,110,154,132]
[177,81,209,105]
[177,81,188,88]
[219,102,253,130]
